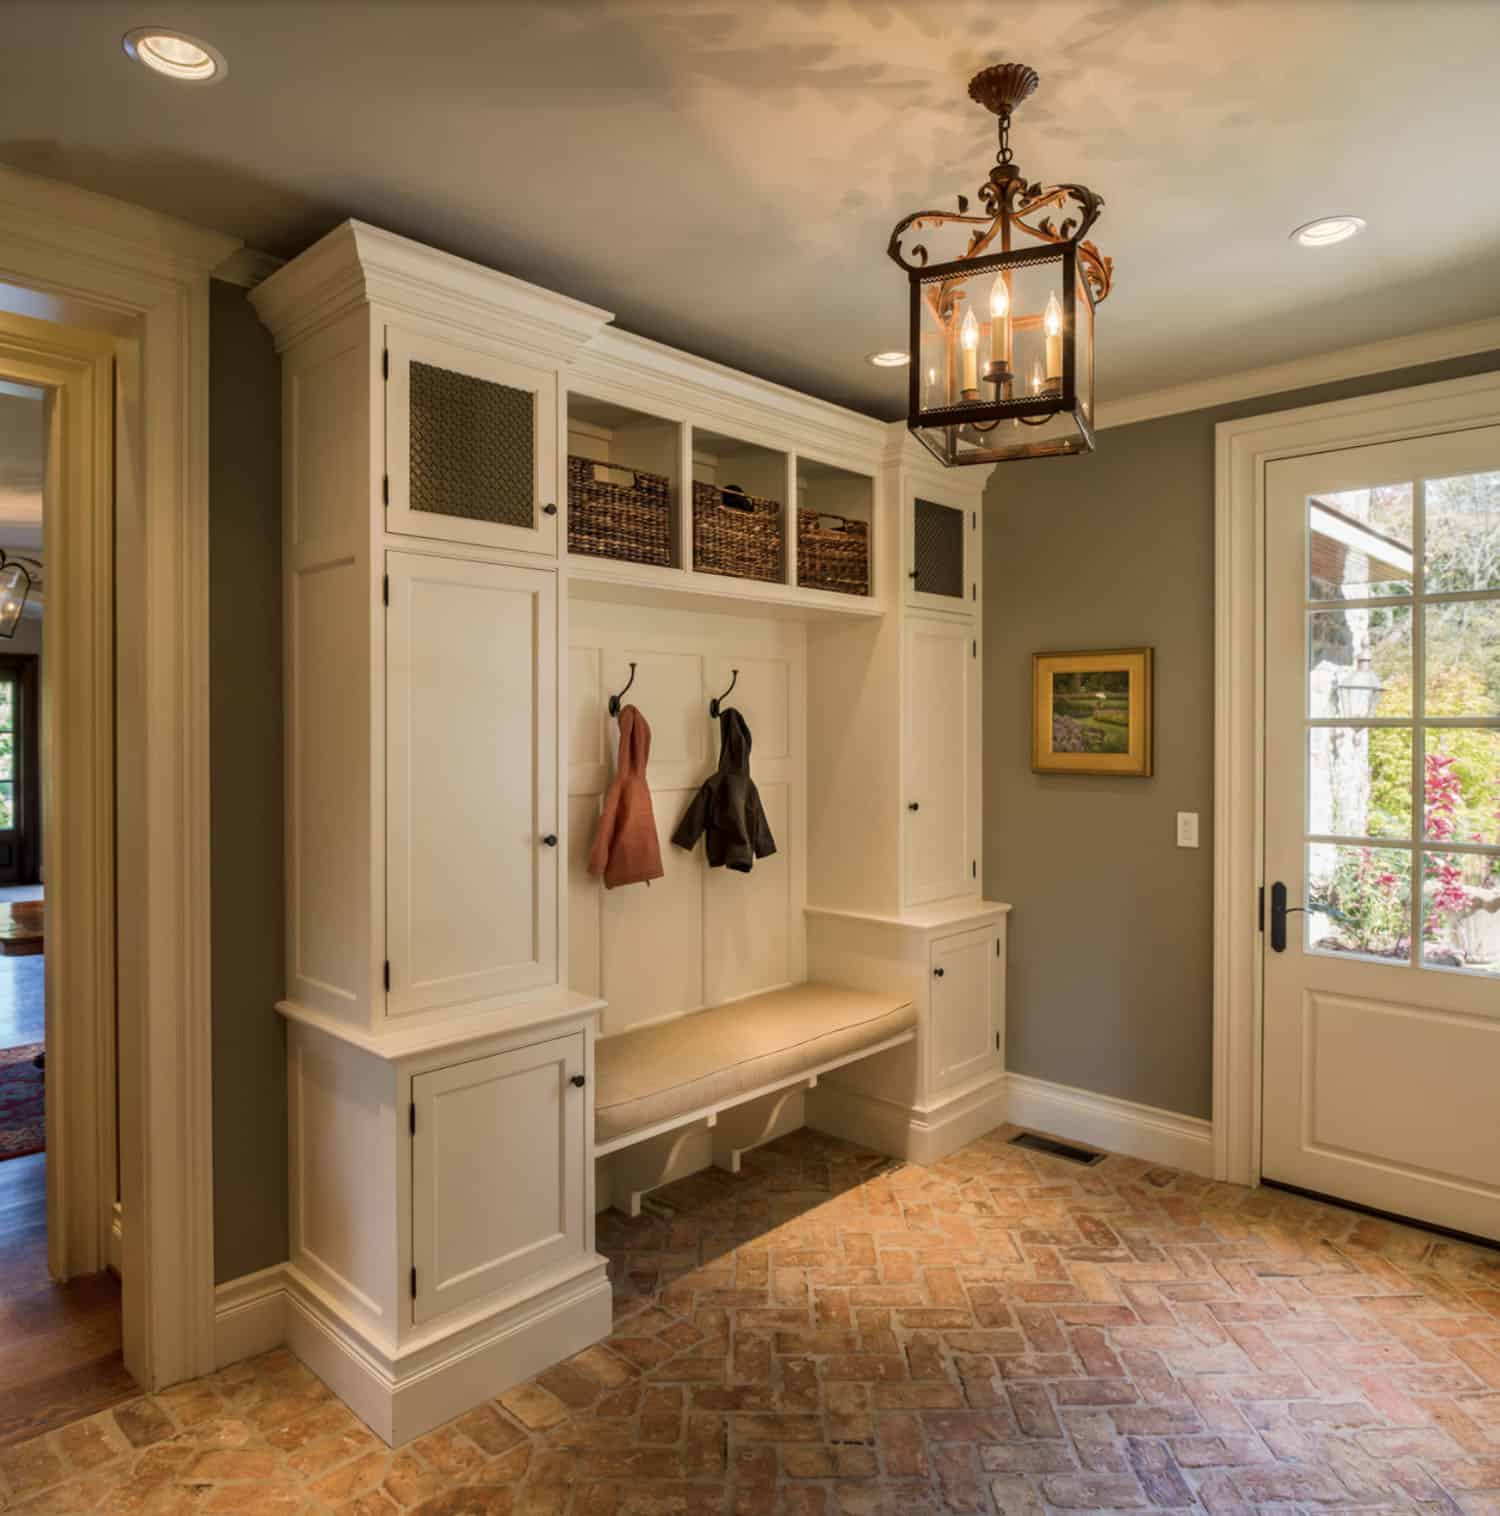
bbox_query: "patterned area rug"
[0,1041,44,1161]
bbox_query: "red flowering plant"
[1309,845,1409,958]
[1422,752,1472,947]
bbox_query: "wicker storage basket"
[797,510,870,596]
[692,481,783,583]
[567,455,672,567]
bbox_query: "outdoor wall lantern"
[1334,655,1385,719]
[888,62,1114,466]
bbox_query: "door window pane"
[1424,731,1500,847]
[1424,471,1500,594]
[0,781,12,830]
[1421,851,1500,977]
[1307,606,1410,717]
[1424,599,1500,716]
[1308,485,1413,600]
[1308,728,1412,839]
[1307,844,1411,961]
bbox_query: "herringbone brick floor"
[3,1125,1499,1515]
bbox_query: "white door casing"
[385,325,558,557]
[386,552,558,1016]
[1262,429,1500,1240]
[411,1033,585,1324]
[1215,371,1500,1190]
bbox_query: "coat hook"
[710,668,738,718]
[608,662,637,718]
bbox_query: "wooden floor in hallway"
[0,1153,136,1450]
[1,1125,1498,1512]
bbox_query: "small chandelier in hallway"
[0,552,36,638]
[887,62,1113,466]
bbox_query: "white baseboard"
[213,1258,612,1446]
[807,1075,1009,1167]
[1006,1072,1214,1177]
[214,1264,289,1369]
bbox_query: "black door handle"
[570,1074,586,1088]
[542,834,558,847]
[933,967,945,978]
[1269,881,1306,953]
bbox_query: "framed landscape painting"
[1032,648,1154,776]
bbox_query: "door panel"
[386,552,557,1015]
[904,616,977,905]
[1263,429,1500,1240]
[906,495,974,615]
[411,1034,585,1324]
[386,325,558,556]
[930,926,1001,1093]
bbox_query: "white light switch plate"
[1176,811,1200,848]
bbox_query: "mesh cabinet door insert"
[386,326,558,554]
[911,497,968,606]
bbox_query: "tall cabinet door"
[386,325,558,556]
[386,552,558,1016]
[903,615,979,905]
[411,1033,586,1324]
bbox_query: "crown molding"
[213,246,283,289]
[0,163,238,278]
[1097,313,1500,432]
[250,219,612,361]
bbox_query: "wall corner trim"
[1005,1073,1214,1177]
[214,1264,291,1370]
[213,247,284,289]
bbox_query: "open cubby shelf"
[564,395,879,618]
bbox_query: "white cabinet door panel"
[930,926,1002,1094]
[903,616,978,906]
[386,552,557,1015]
[386,325,558,556]
[411,1034,585,1324]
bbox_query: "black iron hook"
[709,669,738,718]
[608,662,637,718]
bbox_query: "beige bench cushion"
[595,982,915,1146]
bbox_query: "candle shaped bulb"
[1043,290,1063,381]
[989,276,1011,370]
[1030,359,1044,394]
[960,308,980,394]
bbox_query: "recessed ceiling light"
[122,27,227,83]
[1290,215,1366,248]
[867,351,910,368]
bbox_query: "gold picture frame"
[1032,647,1153,776]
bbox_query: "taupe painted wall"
[983,349,1500,1121]
[209,279,286,1283]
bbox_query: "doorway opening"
[0,341,133,1445]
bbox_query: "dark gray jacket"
[671,708,777,872]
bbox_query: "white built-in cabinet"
[386,552,557,1015]
[252,218,1009,1446]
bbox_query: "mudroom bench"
[594,982,915,1215]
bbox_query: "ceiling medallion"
[887,62,1113,466]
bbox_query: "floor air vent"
[1009,1131,1106,1166]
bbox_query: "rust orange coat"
[588,705,665,889]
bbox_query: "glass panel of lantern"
[909,243,1096,466]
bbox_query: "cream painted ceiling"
[3,0,1499,418]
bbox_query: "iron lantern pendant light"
[888,63,1113,466]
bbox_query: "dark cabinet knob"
[542,834,558,847]
[570,1074,586,1088]
[542,502,558,516]
[908,802,920,812]
[908,569,919,580]
[933,967,945,978]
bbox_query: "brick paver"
[2,1125,1498,1513]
